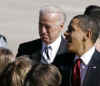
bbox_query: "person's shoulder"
[19,39,41,47]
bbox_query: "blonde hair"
[0,48,15,74]
[0,55,33,86]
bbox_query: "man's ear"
[83,28,92,42]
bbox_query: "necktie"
[45,46,50,59]
[72,59,81,86]
[41,46,52,64]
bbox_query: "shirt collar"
[80,46,95,65]
[42,36,61,51]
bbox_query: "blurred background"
[0,0,100,55]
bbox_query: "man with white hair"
[16,5,74,86]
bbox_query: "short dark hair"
[84,5,100,15]
[84,5,100,37]
[69,15,99,43]
[0,55,33,86]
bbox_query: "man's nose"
[41,26,47,33]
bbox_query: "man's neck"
[77,40,94,57]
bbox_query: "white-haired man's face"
[39,13,64,44]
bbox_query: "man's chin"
[67,46,74,53]
[42,39,49,44]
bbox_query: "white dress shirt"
[41,36,61,64]
[75,46,95,86]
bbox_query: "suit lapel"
[52,36,68,64]
[55,36,67,56]
[69,61,75,86]
[83,49,100,86]
[31,39,42,61]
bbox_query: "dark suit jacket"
[16,37,74,86]
[69,49,100,86]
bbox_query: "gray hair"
[39,5,66,25]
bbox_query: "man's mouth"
[40,35,48,40]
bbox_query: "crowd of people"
[0,4,100,86]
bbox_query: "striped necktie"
[44,46,51,59]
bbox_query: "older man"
[16,5,74,86]
[64,15,100,86]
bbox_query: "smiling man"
[64,15,100,86]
